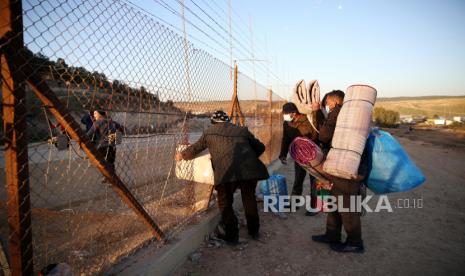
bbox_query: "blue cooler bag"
[259,174,288,212]
[366,128,426,194]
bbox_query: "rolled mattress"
[323,84,377,179]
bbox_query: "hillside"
[375,96,465,118]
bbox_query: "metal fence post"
[1,1,34,275]
[229,63,245,126]
[268,87,273,163]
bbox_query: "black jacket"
[314,104,342,151]
[181,122,269,186]
[86,118,122,149]
[279,114,319,159]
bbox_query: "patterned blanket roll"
[289,137,329,182]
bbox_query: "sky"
[132,0,465,99]
[23,0,465,100]
[243,0,465,98]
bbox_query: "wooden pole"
[1,1,34,274]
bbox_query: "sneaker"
[214,233,239,245]
[311,234,341,245]
[330,242,365,253]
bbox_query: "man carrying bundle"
[279,102,319,216]
[311,90,367,253]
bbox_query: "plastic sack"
[259,174,288,212]
[365,129,425,194]
[175,145,214,185]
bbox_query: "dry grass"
[375,96,465,118]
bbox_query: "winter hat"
[95,110,106,117]
[282,102,298,114]
[211,110,230,123]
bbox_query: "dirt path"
[174,130,465,275]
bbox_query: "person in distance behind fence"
[87,110,123,173]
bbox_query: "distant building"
[434,119,446,125]
[434,119,454,125]
[412,115,427,123]
[400,115,413,123]
[453,116,465,123]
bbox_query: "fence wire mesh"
[0,0,286,274]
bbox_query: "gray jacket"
[181,122,269,186]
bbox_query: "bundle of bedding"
[291,79,320,115]
[289,137,329,182]
[323,84,377,179]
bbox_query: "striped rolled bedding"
[289,137,329,182]
[291,79,320,115]
[323,84,377,179]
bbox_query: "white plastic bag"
[175,145,214,185]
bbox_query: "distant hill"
[377,95,465,102]
[174,100,287,116]
[375,95,465,118]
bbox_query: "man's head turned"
[282,102,299,114]
[324,90,345,112]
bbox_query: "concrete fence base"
[109,159,283,275]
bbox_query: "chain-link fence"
[1,0,286,274]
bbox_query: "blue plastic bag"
[259,174,288,212]
[366,129,426,194]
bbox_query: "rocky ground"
[174,126,465,275]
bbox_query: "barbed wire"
[136,0,289,96]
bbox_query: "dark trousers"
[293,162,317,208]
[98,146,116,170]
[215,180,259,240]
[325,177,362,245]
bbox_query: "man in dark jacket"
[311,90,366,253]
[279,102,319,216]
[175,110,269,243]
[313,90,344,152]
